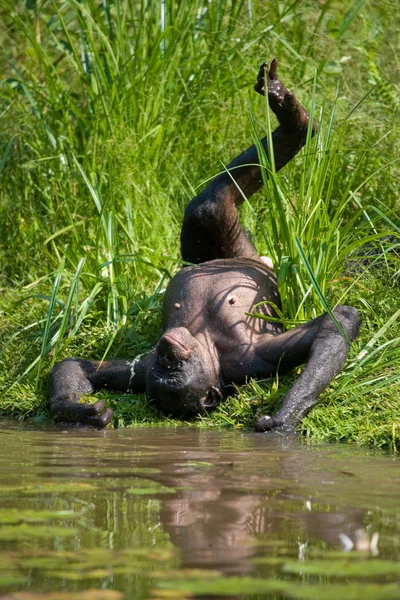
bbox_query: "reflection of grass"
[0,1,399,447]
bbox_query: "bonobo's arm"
[214,59,318,202]
[254,306,360,432]
[48,353,153,427]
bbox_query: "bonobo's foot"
[254,58,317,133]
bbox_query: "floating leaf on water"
[282,582,400,600]
[131,467,161,474]
[0,524,78,541]
[307,549,375,560]
[108,566,142,576]
[282,559,400,578]
[0,482,98,496]
[151,568,221,581]
[125,479,175,495]
[125,487,174,495]
[153,578,400,599]
[15,546,177,574]
[0,509,81,524]
[154,576,298,596]
[0,574,28,588]
[44,569,113,581]
[151,592,192,599]
[0,590,123,600]
[150,592,192,599]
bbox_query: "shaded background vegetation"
[0,0,399,447]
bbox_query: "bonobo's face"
[146,327,222,418]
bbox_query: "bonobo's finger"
[255,415,296,434]
[268,58,278,80]
[84,400,105,416]
[87,408,114,429]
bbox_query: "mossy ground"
[0,0,399,448]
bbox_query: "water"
[0,419,399,599]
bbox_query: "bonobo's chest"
[162,258,281,343]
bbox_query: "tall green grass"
[0,0,399,446]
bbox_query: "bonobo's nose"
[156,331,192,368]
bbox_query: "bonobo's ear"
[203,386,223,410]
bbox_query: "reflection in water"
[0,420,399,599]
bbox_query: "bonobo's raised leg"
[48,355,151,426]
[255,306,360,432]
[181,58,318,265]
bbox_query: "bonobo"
[49,59,360,432]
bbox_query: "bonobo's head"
[146,327,222,418]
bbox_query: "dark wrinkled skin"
[48,59,360,432]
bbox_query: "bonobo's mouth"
[150,368,184,389]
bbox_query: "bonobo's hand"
[254,414,294,434]
[52,398,114,429]
[49,358,118,429]
[78,400,114,428]
[254,58,314,132]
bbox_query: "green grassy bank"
[0,0,399,448]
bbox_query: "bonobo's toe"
[258,61,268,79]
[254,62,268,95]
[268,57,278,80]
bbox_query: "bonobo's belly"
[162,258,282,344]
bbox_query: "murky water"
[0,419,399,599]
